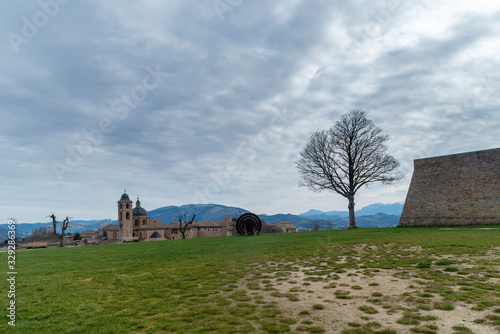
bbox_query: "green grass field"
[2,226,500,333]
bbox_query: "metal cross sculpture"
[236,213,262,236]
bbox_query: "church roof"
[192,222,224,228]
[102,224,119,231]
[164,221,223,229]
[132,206,148,217]
[136,224,167,230]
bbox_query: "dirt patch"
[242,246,500,333]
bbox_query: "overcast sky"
[1,0,499,223]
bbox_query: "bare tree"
[326,220,333,230]
[296,110,403,229]
[48,214,71,246]
[24,227,59,243]
[311,218,320,231]
[177,213,196,239]
[232,210,244,223]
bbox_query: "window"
[119,213,122,220]
[126,212,130,219]
[135,220,139,226]
[143,219,146,225]
[126,203,129,209]
[119,204,122,209]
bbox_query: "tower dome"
[132,196,149,217]
[119,193,131,202]
[132,206,149,217]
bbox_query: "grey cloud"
[1,0,499,222]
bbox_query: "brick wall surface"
[399,148,500,227]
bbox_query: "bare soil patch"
[242,245,500,333]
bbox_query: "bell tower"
[118,190,133,241]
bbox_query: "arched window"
[135,220,139,226]
[119,224,123,229]
[142,219,146,225]
[119,204,122,209]
[126,212,130,219]
[126,204,129,209]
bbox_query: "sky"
[1,0,499,223]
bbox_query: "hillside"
[0,220,111,241]
[299,202,404,218]
[259,213,399,230]
[148,204,250,223]
[149,204,401,231]
[1,203,403,240]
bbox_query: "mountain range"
[148,204,250,223]
[299,202,404,219]
[1,203,404,240]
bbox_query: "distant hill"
[259,213,314,226]
[0,220,112,242]
[148,203,400,230]
[300,209,347,218]
[1,203,403,240]
[356,203,404,216]
[261,213,399,231]
[299,202,404,218]
[148,204,250,223]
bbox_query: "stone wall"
[399,148,499,227]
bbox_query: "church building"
[100,192,167,241]
[99,191,235,242]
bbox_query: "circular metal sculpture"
[236,213,262,236]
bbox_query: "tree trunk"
[347,195,357,228]
[61,234,65,247]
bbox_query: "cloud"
[1,0,499,222]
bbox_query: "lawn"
[2,225,499,333]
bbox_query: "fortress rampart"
[398,148,499,227]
